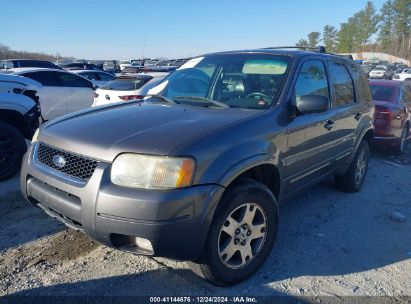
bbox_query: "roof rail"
[261,46,326,53]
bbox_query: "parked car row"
[364,62,411,81]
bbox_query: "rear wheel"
[335,140,369,192]
[394,125,408,155]
[189,178,278,286]
[0,121,27,181]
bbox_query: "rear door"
[22,71,68,120]
[56,71,94,113]
[326,61,370,161]
[284,59,339,193]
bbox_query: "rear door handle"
[324,120,334,130]
[354,113,361,120]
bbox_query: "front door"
[283,59,339,195]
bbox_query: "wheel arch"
[0,109,30,139]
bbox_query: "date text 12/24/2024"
[149,297,257,303]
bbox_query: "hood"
[38,100,258,162]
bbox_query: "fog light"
[135,237,153,253]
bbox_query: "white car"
[71,70,115,87]
[9,68,94,121]
[119,60,131,71]
[0,73,41,180]
[369,65,394,79]
[92,74,167,107]
[392,69,411,81]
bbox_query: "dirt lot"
[0,148,410,299]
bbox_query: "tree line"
[296,0,411,60]
[0,43,58,61]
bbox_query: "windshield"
[148,53,291,109]
[374,66,387,71]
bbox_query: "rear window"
[370,85,398,103]
[122,67,139,73]
[102,77,151,91]
[18,60,57,69]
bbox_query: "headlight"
[111,154,196,189]
[31,128,40,143]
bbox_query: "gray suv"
[21,49,374,286]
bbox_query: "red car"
[370,80,411,153]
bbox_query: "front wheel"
[0,121,27,181]
[189,178,278,286]
[335,140,369,192]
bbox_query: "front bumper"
[20,143,225,260]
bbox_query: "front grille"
[36,143,100,181]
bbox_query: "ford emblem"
[52,155,66,168]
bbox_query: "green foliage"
[323,25,338,53]
[308,32,321,48]
[296,0,411,60]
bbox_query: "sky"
[0,0,387,60]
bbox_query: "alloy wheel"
[217,203,267,269]
[355,149,366,185]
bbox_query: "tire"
[189,178,279,286]
[394,125,409,155]
[335,140,369,193]
[0,121,27,181]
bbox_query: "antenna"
[141,13,151,59]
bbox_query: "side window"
[329,62,355,106]
[350,64,372,102]
[81,72,97,81]
[58,72,93,88]
[294,60,329,103]
[403,85,411,105]
[22,71,60,86]
[98,72,114,81]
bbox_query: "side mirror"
[296,94,329,114]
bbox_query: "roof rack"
[261,46,326,53]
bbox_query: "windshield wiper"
[174,96,228,108]
[144,94,176,104]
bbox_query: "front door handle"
[324,120,334,130]
[354,112,361,120]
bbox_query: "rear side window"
[0,60,14,69]
[98,72,115,81]
[403,85,411,104]
[294,60,329,103]
[58,72,92,88]
[102,77,152,91]
[80,72,98,80]
[23,71,61,86]
[350,64,372,102]
[329,63,355,106]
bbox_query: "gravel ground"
[0,149,410,299]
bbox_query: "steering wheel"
[246,92,271,103]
